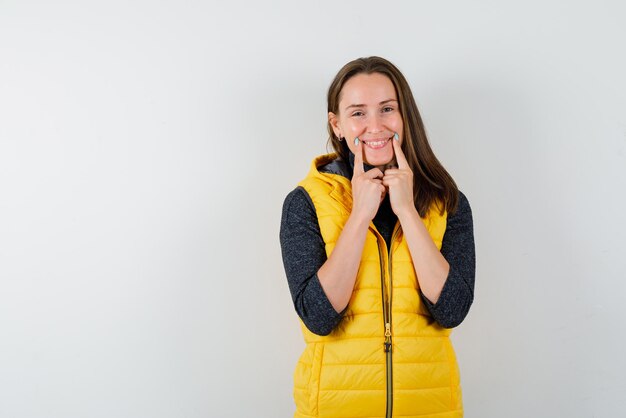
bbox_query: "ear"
[328,112,341,138]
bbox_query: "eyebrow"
[344,99,398,112]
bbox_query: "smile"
[362,136,393,149]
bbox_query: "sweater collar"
[348,151,379,176]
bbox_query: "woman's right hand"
[350,140,385,223]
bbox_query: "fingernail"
[354,137,360,145]
[393,132,399,142]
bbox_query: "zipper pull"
[384,322,392,353]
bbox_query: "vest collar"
[305,154,352,214]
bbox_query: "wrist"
[347,212,371,229]
[397,206,419,223]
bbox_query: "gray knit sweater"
[279,153,475,335]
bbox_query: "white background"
[1,1,625,417]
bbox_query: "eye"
[382,106,394,113]
[351,111,364,117]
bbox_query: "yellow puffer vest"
[293,154,463,418]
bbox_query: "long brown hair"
[326,56,459,217]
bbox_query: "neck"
[348,152,397,173]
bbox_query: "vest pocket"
[309,343,325,415]
[294,343,325,417]
[444,339,463,411]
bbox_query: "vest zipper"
[377,223,401,418]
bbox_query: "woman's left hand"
[383,138,416,219]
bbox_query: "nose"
[366,113,384,134]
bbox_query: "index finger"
[353,137,364,176]
[392,134,409,169]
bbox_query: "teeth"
[365,140,388,146]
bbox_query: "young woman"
[280,56,475,418]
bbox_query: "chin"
[364,151,394,167]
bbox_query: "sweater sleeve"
[420,191,476,328]
[279,187,344,336]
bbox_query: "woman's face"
[329,72,403,168]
